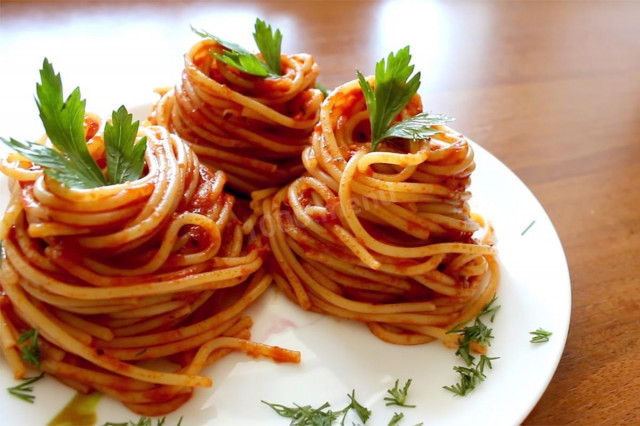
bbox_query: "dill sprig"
[341,390,371,425]
[263,388,374,425]
[102,415,183,426]
[384,379,416,408]
[17,328,41,367]
[530,328,553,343]
[446,295,500,366]
[444,295,501,396]
[443,355,499,396]
[262,400,340,425]
[6,373,44,403]
[388,412,404,426]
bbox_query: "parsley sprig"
[530,328,552,343]
[0,59,147,189]
[253,18,283,75]
[1,59,106,188]
[193,18,283,77]
[104,106,147,185]
[6,373,44,403]
[356,47,454,151]
[384,379,416,408]
[444,295,501,396]
[17,328,41,367]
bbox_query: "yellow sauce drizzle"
[48,392,102,426]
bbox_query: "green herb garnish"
[262,400,340,425]
[388,412,404,426]
[102,416,182,426]
[521,220,536,236]
[446,295,500,366]
[6,373,44,403]
[356,47,454,151]
[0,59,146,188]
[341,390,371,425]
[384,379,416,408]
[478,294,501,322]
[253,18,283,75]
[17,328,41,367]
[104,106,147,184]
[530,328,552,343]
[444,296,501,396]
[1,59,106,188]
[193,18,283,77]
[263,388,372,425]
[443,355,499,396]
[317,82,331,98]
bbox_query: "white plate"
[0,104,571,426]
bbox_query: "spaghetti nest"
[257,79,499,346]
[0,120,299,415]
[150,38,323,195]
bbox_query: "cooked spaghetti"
[0,118,299,415]
[149,36,323,194]
[258,78,499,347]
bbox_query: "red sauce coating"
[84,116,100,141]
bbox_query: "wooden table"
[1,1,638,424]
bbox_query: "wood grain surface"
[1,1,639,424]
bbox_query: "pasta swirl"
[150,38,323,194]
[0,121,299,415]
[259,78,499,346]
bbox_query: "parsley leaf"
[1,59,107,188]
[357,47,420,150]
[6,373,44,403]
[17,328,41,367]
[253,18,282,76]
[357,47,454,151]
[384,112,453,141]
[0,137,93,188]
[213,50,273,78]
[193,18,283,78]
[104,105,147,184]
[191,26,254,56]
[0,59,148,188]
[35,58,108,187]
